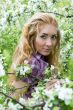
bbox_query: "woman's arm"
[8,74,29,100]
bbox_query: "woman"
[8,12,60,100]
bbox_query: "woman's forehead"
[37,23,57,35]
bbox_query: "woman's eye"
[40,35,47,39]
[51,35,57,40]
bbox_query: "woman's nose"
[45,38,52,47]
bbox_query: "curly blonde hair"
[10,12,60,72]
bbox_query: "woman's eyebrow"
[42,33,57,36]
[52,34,57,36]
[42,33,48,36]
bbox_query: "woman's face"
[35,24,58,56]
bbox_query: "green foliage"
[0,0,73,109]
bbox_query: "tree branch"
[0,91,28,110]
[47,11,73,18]
[0,91,46,110]
[25,10,73,18]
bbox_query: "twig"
[47,11,73,18]
[0,91,28,110]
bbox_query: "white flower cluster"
[19,97,38,107]
[8,101,23,110]
[0,59,5,77]
[16,62,32,77]
[0,104,5,110]
[58,87,73,105]
[44,78,73,109]
[21,78,73,110]
[19,87,45,108]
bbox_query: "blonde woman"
[8,12,60,100]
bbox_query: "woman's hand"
[46,79,59,90]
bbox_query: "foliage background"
[0,0,73,109]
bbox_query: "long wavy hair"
[10,12,60,72]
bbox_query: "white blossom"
[8,101,23,110]
[8,102,17,110]
[0,62,5,77]
[58,87,73,105]
[19,98,27,105]
[65,78,71,84]
[16,63,32,77]
[0,104,5,110]
[20,66,31,75]
[19,5,25,14]
[70,53,73,58]
[54,83,61,92]
[50,65,55,70]
[1,18,6,26]
[44,89,55,101]
[46,1,53,8]
[43,101,50,110]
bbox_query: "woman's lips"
[43,49,51,52]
